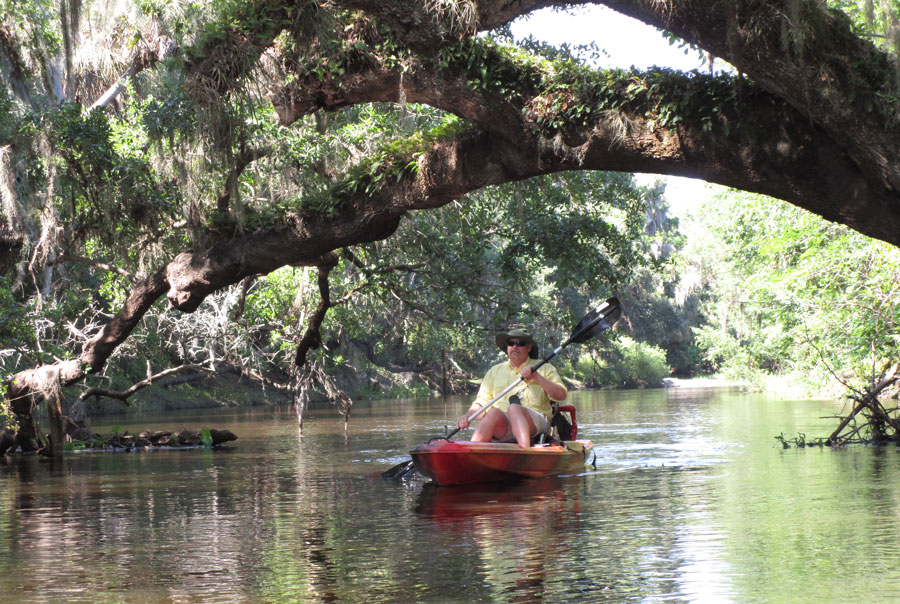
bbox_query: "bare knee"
[508,405,536,432]
[472,408,509,441]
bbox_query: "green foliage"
[138,89,198,145]
[0,380,16,431]
[828,0,900,53]
[573,337,670,389]
[308,167,649,391]
[0,0,61,62]
[682,188,900,394]
[0,277,33,362]
[616,337,670,388]
[435,33,744,138]
[432,34,740,138]
[11,100,182,254]
[775,432,827,448]
[436,36,546,98]
[288,107,470,215]
[0,88,15,140]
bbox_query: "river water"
[1,387,899,603]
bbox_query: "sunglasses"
[507,340,530,347]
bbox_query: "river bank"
[81,371,759,418]
[661,376,751,389]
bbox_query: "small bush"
[573,337,670,388]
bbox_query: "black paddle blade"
[570,297,622,343]
[381,459,417,479]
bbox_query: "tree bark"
[295,254,339,368]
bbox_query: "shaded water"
[1,388,899,603]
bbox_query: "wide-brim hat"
[495,328,539,359]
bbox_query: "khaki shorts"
[495,406,551,442]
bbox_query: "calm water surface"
[1,388,899,603]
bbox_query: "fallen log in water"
[85,428,239,451]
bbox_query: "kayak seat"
[550,404,577,441]
[529,404,578,445]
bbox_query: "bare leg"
[471,408,511,442]
[507,405,537,447]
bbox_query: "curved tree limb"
[89,21,177,113]
[258,0,900,249]
[294,253,339,367]
[10,0,900,455]
[78,364,216,405]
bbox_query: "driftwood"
[779,363,900,449]
[825,363,900,447]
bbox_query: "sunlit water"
[1,388,898,603]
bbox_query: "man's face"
[506,338,532,365]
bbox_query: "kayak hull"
[410,439,593,486]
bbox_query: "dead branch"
[826,363,900,447]
[53,254,137,282]
[89,23,176,113]
[79,363,215,405]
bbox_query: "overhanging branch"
[294,253,339,367]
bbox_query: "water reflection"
[415,476,570,521]
[0,392,899,603]
[415,478,580,604]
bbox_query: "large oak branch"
[266,32,900,247]
[185,0,900,248]
[598,0,900,206]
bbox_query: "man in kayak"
[455,328,567,447]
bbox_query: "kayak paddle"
[381,297,622,479]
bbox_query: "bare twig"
[801,318,862,397]
[52,254,136,282]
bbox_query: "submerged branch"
[825,363,900,447]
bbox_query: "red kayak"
[410,439,594,486]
